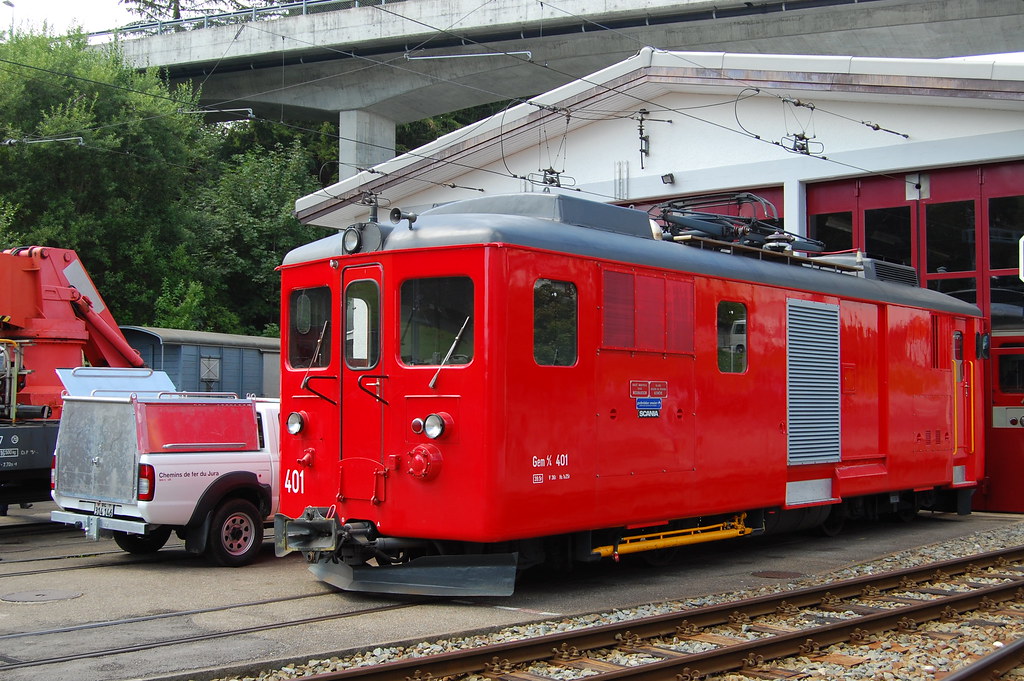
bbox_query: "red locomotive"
[275,192,986,596]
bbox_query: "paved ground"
[2,502,1023,681]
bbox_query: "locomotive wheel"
[207,499,264,567]
[113,527,172,554]
[818,507,846,537]
[893,505,919,523]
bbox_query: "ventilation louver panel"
[869,260,919,287]
[787,299,841,465]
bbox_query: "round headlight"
[286,411,305,435]
[342,227,362,254]
[424,413,447,439]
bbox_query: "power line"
[3,5,925,202]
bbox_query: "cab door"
[979,334,1024,511]
[339,264,386,503]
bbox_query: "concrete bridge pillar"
[339,110,395,180]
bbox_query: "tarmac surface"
[2,502,1023,681]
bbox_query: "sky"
[1,0,139,35]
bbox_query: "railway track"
[0,592,423,672]
[6,516,1024,681]
[254,547,1024,681]
[0,535,208,576]
[1,519,266,576]
[0,518,73,538]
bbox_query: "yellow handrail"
[591,514,752,559]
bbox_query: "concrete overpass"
[114,0,1024,178]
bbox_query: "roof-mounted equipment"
[654,192,825,254]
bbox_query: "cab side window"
[288,286,332,369]
[717,301,747,373]
[534,279,578,366]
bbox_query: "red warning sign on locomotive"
[630,380,668,398]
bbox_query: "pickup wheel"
[113,527,172,554]
[207,499,264,567]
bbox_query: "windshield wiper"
[429,316,470,389]
[299,320,337,405]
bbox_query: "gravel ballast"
[208,518,1024,681]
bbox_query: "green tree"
[218,118,339,185]
[0,30,221,325]
[396,101,517,154]
[191,141,321,335]
[0,198,15,239]
[151,244,242,331]
[153,279,208,329]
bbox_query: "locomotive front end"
[275,210,520,597]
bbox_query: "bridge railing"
[88,0,402,43]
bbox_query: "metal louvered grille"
[870,260,919,287]
[787,299,841,465]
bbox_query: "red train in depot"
[274,192,986,597]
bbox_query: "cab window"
[534,279,577,366]
[400,277,474,365]
[288,286,331,369]
[345,280,380,369]
[717,301,747,373]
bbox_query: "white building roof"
[296,49,1024,229]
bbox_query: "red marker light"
[138,464,156,501]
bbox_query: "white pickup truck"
[50,368,280,567]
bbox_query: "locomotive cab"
[276,217,523,595]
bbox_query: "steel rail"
[0,556,187,577]
[0,520,74,538]
[564,579,1024,681]
[282,546,1024,681]
[0,591,327,641]
[940,635,1024,681]
[0,542,199,576]
[0,600,423,671]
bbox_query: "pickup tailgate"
[54,397,139,503]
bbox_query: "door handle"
[357,374,389,406]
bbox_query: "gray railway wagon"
[120,326,279,398]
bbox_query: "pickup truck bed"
[50,368,280,566]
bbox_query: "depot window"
[400,277,474,366]
[345,280,380,369]
[999,351,1024,394]
[717,301,747,373]
[926,200,976,273]
[534,279,577,366]
[288,286,332,369]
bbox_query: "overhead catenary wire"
[0,48,517,189]
[4,2,925,200]
[359,0,921,190]
[0,49,492,182]
[0,9,832,189]
[526,0,921,184]
[212,12,772,199]
[538,0,912,139]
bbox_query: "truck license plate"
[94,502,115,517]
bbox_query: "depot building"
[295,48,1024,509]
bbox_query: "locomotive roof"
[283,193,980,318]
